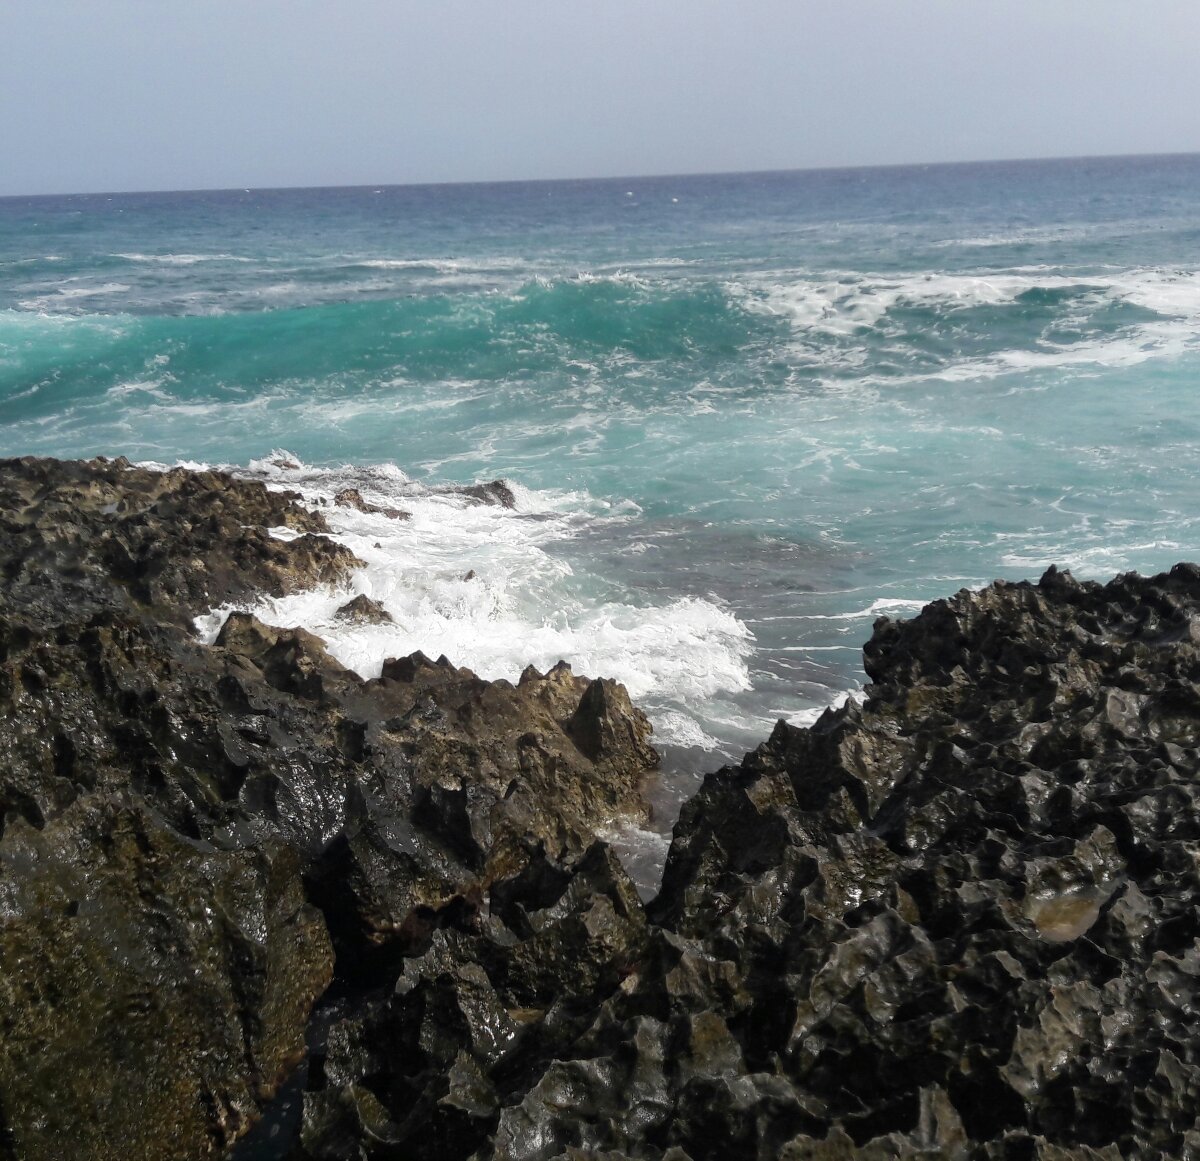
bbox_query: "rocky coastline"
[2,456,1199,1160]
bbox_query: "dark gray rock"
[297,564,1200,1160]
[454,479,518,509]
[8,453,1200,1161]
[295,841,649,1161]
[548,565,1200,1160]
[333,594,394,624]
[0,456,657,1158]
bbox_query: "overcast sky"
[3,0,1200,196]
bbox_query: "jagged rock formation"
[0,457,657,1160]
[294,565,1200,1160]
[334,594,394,624]
[453,479,518,510]
[5,455,1200,1161]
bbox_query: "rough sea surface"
[4,153,1200,831]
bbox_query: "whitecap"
[791,597,931,622]
[739,270,1099,338]
[650,710,724,750]
[112,252,254,265]
[188,454,755,710]
[735,265,1200,381]
[785,688,867,728]
[104,380,171,400]
[55,282,131,299]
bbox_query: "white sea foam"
[597,822,673,897]
[999,539,1186,578]
[0,255,65,268]
[741,266,1200,374]
[1114,269,1200,317]
[186,454,754,716]
[744,267,1200,345]
[55,282,131,299]
[0,308,133,340]
[742,271,1093,338]
[113,252,254,265]
[594,257,700,273]
[14,284,137,315]
[785,688,867,728]
[986,329,1188,373]
[343,254,534,272]
[649,710,725,750]
[565,270,653,289]
[354,258,515,274]
[105,380,171,400]
[333,256,547,292]
[931,224,1095,249]
[791,597,931,622]
[355,259,441,271]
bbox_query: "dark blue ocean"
[4,154,1200,831]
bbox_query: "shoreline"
[2,455,1199,1158]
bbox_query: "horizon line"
[3,148,1199,202]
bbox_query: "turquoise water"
[4,155,1200,783]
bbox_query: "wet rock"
[11,452,1200,1161]
[299,563,1200,1159]
[568,676,661,773]
[0,457,658,1157]
[0,455,360,628]
[295,842,649,1161]
[559,565,1200,1160]
[332,487,410,521]
[456,479,518,509]
[333,594,394,625]
[365,654,658,853]
[0,797,332,1161]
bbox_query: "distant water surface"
[4,154,1200,829]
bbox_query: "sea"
[4,153,1200,862]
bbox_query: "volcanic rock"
[455,479,518,509]
[0,456,657,1158]
[0,798,332,1161]
[0,454,357,628]
[333,594,394,624]
[296,565,1200,1160]
[8,452,1200,1161]
[332,487,410,521]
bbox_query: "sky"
[3,0,1200,196]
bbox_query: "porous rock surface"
[0,456,657,1160]
[4,454,1200,1161]
[294,566,1200,1160]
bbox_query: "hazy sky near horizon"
[3,0,1199,196]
